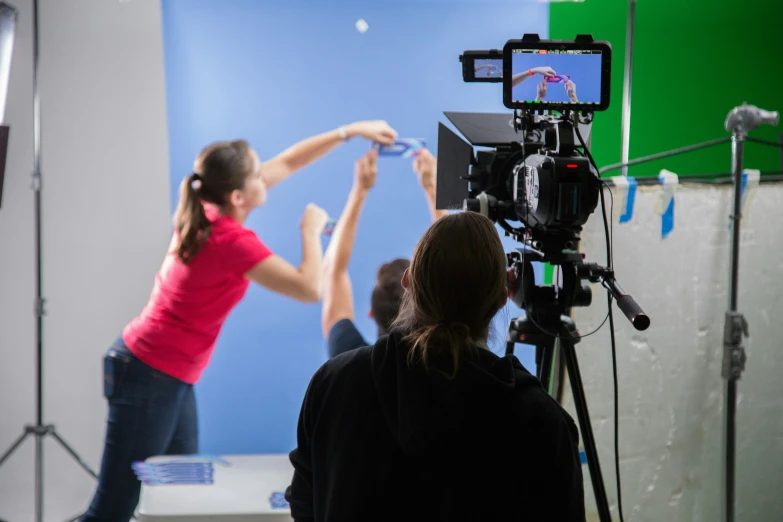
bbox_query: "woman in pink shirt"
[81,121,397,522]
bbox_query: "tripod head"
[506,240,650,338]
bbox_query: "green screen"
[551,0,783,178]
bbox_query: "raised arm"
[321,150,377,337]
[565,80,579,103]
[261,121,397,189]
[511,66,556,88]
[245,204,328,304]
[413,149,448,222]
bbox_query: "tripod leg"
[561,339,612,522]
[536,336,556,394]
[0,430,31,468]
[51,429,98,479]
[550,343,566,404]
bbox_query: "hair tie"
[190,172,202,190]
[436,319,470,331]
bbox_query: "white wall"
[565,182,783,522]
[0,0,171,520]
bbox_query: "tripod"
[504,244,649,522]
[0,1,97,521]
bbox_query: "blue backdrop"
[161,0,548,455]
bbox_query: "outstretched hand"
[354,149,378,192]
[413,148,437,193]
[300,203,329,235]
[536,79,548,101]
[347,120,398,146]
[565,80,578,102]
[531,66,556,78]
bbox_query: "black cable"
[607,281,623,521]
[574,120,625,522]
[600,182,625,522]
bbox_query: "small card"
[373,138,427,158]
[322,218,337,236]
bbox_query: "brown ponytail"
[392,212,508,378]
[172,139,256,264]
[173,173,212,264]
[406,321,477,377]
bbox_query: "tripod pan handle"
[616,294,650,331]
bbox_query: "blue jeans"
[81,339,198,522]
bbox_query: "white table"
[137,454,294,521]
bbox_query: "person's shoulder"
[209,217,271,258]
[319,344,373,381]
[210,215,256,241]
[305,345,375,408]
[510,367,576,432]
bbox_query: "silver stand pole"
[0,2,98,521]
[721,103,780,522]
[619,0,636,177]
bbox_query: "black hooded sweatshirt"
[286,330,585,522]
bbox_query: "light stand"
[0,2,98,522]
[721,103,779,522]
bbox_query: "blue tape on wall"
[618,177,637,224]
[729,172,749,230]
[579,451,587,465]
[661,197,675,238]
[741,171,748,202]
[658,170,678,239]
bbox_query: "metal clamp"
[722,311,749,380]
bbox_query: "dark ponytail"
[171,139,255,264]
[392,212,508,379]
[406,321,477,378]
[173,173,212,264]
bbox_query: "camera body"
[437,110,600,260]
[462,135,599,231]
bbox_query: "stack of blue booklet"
[132,460,214,485]
[269,491,290,509]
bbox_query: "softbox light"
[0,2,17,209]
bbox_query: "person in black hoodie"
[286,211,585,522]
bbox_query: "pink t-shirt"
[123,205,273,384]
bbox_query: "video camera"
[445,36,647,522]
[438,34,648,330]
[441,34,612,262]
